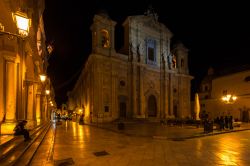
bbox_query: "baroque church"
[67,10,193,123]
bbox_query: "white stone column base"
[1,122,17,134]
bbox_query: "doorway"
[148,95,157,117]
[119,102,126,118]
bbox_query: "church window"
[146,38,156,65]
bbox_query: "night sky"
[43,0,250,107]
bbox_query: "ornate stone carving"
[144,6,158,22]
[167,53,176,69]
[129,41,136,57]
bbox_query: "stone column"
[0,56,4,123]
[26,82,36,127]
[42,95,47,121]
[169,74,174,116]
[5,56,17,122]
[140,67,144,117]
[132,64,137,117]
[98,71,103,122]
[1,55,17,134]
[44,96,48,121]
[35,93,41,124]
[165,73,169,118]
[111,70,117,119]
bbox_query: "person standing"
[229,115,234,129]
[225,116,229,129]
[219,116,225,130]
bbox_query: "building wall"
[199,70,250,121]
[0,0,51,134]
[212,71,250,99]
[68,12,193,123]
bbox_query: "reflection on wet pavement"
[31,121,250,165]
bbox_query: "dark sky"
[43,0,250,106]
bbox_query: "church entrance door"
[119,102,126,118]
[148,95,157,117]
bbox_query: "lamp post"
[221,94,237,104]
[39,74,47,83]
[221,94,237,116]
[0,11,31,38]
[221,94,237,129]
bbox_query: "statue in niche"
[136,43,141,62]
[136,42,144,62]
[129,41,136,61]
[37,41,42,56]
[161,52,165,64]
[167,53,172,69]
[129,41,136,56]
[167,53,177,69]
[172,54,177,68]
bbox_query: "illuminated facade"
[68,11,193,123]
[0,0,53,134]
[198,66,250,121]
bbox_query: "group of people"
[214,115,234,130]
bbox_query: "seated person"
[13,120,32,141]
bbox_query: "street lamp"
[39,74,47,83]
[221,94,237,104]
[45,89,50,95]
[0,11,31,38]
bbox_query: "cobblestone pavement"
[30,121,250,166]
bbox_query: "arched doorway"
[148,95,157,117]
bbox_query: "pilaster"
[132,64,137,117]
[4,55,17,122]
[35,93,41,125]
[1,55,17,134]
[25,81,37,127]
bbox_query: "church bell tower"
[90,11,117,56]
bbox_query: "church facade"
[67,11,193,123]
